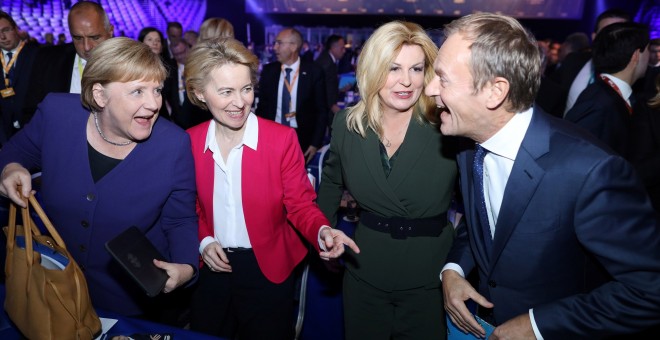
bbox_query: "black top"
[87,142,122,182]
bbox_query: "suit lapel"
[387,119,430,189]
[361,127,408,213]
[489,110,549,269]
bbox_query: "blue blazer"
[0,93,199,316]
[448,108,660,338]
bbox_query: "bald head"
[68,1,113,60]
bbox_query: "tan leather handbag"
[4,194,101,339]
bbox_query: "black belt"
[223,247,253,253]
[360,211,448,239]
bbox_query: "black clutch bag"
[105,226,169,297]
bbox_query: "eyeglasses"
[274,40,295,46]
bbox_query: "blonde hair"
[346,21,438,138]
[198,17,234,41]
[81,37,166,112]
[185,37,259,111]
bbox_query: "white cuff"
[440,263,465,280]
[529,309,544,340]
[199,236,216,255]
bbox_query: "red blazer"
[187,116,329,283]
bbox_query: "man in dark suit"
[565,22,649,160]
[562,9,631,116]
[163,39,210,129]
[426,13,660,338]
[256,27,328,163]
[536,9,630,117]
[24,1,113,122]
[315,34,346,126]
[0,11,38,145]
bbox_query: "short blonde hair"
[347,21,438,138]
[81,37,167,112]
[185,37,259,111]
[199,17,234,41]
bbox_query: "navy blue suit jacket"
[448,108,660,338]
[255,59,328,150]
[0,93,199,315]
[565,76,633,160]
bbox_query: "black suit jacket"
[24,43,77,123]
[536,51,591,116]
[0,41,38,143]
[162,60,211,130]
[630,94,660,211]
[315,51,339,110]
[255,59,328,150]
[564,76,632,159]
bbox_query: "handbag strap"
[27,194,67,249]
[5,193,68,278]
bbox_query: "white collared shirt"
[69,54,85,94]
[600,73,633,106]
[276,57,300,128]
[2,47,18,70]
[479,107,533,237]
[198,113,259,253]
[564,59,593,116]
[178,63,185,105]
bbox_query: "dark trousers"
[190,250,296,340]
[343,270,447,340]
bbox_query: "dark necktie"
[473,144,493,256]
[281,67,292,126]
[6,52,13,85]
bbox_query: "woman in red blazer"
[184,37,359,339]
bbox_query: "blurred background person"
[24,1,113,124]
[183,29,199,47]
[315,34,346,129]
[0,37,198,320]
[184,37,358,339]
[198,17,234,42]
[137,26,173,119]
[0,11,38,145]
[256,27,327,163]
[317,21,458,340]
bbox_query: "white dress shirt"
[69,54,85,94]
[199,113,258,253]
[441,108,544,339]
[276,57,300,128]
[564,59,593,116]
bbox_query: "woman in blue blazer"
[0,38,198,317]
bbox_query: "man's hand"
[490,313,535,340]
[304,145,318,164]
[442,269,494,338]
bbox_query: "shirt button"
[86,193,95,201]
[488,280,497,288]
[81,220,89,228]
[80,245,87,252]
